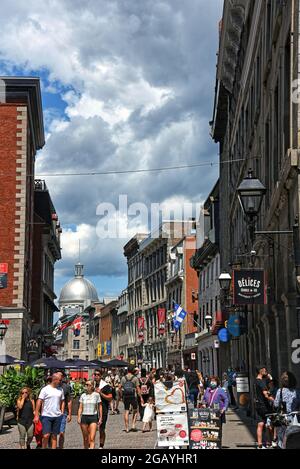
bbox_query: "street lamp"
[237,169,266,243]
[219,272,232,291]
[0,322,8,341]
[205,314,213,332]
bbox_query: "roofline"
[1,76,45,151]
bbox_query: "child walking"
[142,397,155,433]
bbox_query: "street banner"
[0,263,8,289]
[158,308,166,335]
[233,269,267,305]
[157,413,189,448]
[137,317,144,341]
[188,408,221,450]
[154,379,187,414]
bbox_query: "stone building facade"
[191,182,222,377]
[212,0,300,385]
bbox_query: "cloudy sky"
[0,0,223,300]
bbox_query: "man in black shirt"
[57,371,73,449]
[94,369,113,449]
[255,365,275,449]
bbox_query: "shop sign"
[0,263,8,289]
[158,308,166,335]
[233,269,267,305]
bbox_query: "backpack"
[123,375,136,397]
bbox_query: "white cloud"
[0,0,223,282]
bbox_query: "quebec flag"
[173,304,187,331]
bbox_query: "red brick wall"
[0,104,18,306]
[185,237,198,334]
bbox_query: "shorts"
[41,415,63,436]
[81,414,98,425]
[256,404,270,423]
[59,414,67,433]
[124,397,138,411]
[100,412,108,432]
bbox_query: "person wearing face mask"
[202,376,229,424]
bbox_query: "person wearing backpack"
[120,366,143,433]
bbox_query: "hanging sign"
[0,263,8,289]
[218,328,231,343]
[233,269,267,305]
[227,315,247,338]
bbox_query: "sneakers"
[257,445,267,450]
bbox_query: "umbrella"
[89,359,107,368]
[0,355,26,366]
[105,359,129,368]
[31,357,68,369]
[64,359,96,369]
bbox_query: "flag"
[173,304,187,331]
[72,316,83,336]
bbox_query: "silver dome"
[59,263,99,305]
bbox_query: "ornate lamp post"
[237,169,266,244]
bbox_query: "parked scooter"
[266,411,300,449]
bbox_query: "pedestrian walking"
[274,371,300,414]
[202,376,229,424]
[120,365,143,433]
[142,396,155,433]
[138,369,151,420]
[56,371,73,449]
[34,373,65,449]
[187,371,201,408]
[93,369,113,449]
[16,387,35,449]
[77,380,102,449]
[254,365,275,449]
[227,367,237,408]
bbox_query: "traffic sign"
[218,328,231,343]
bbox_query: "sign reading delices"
[233,269,267,305]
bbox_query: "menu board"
[157,413,189,448]
[154,379,187,414]
[188,408,221,450]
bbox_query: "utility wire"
[0,156,260,178]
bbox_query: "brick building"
[98,299,118,360]
[166,234,198,370]
[0,77,45,359]
[30,180,62,359]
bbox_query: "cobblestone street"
[0,408,257,450]
[0,406,157,450]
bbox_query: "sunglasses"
[94,373,100,376]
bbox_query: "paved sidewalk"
[222,408,257,449]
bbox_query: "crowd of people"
[13,363,300,449]
[254,365,300,449]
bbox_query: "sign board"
[0,263,8,289]
[191,353,196,361]
[233,269,267,305]
[214,340,220,349]
[154,379,187,414]
[188,408,221,450]
[236,375,250,393]
[227,315,247,337]
[0,320,10,325]
[157,413,189,447]
[218,328,231,343]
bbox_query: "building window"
[73,355,80,359]
[73,340,80,350]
